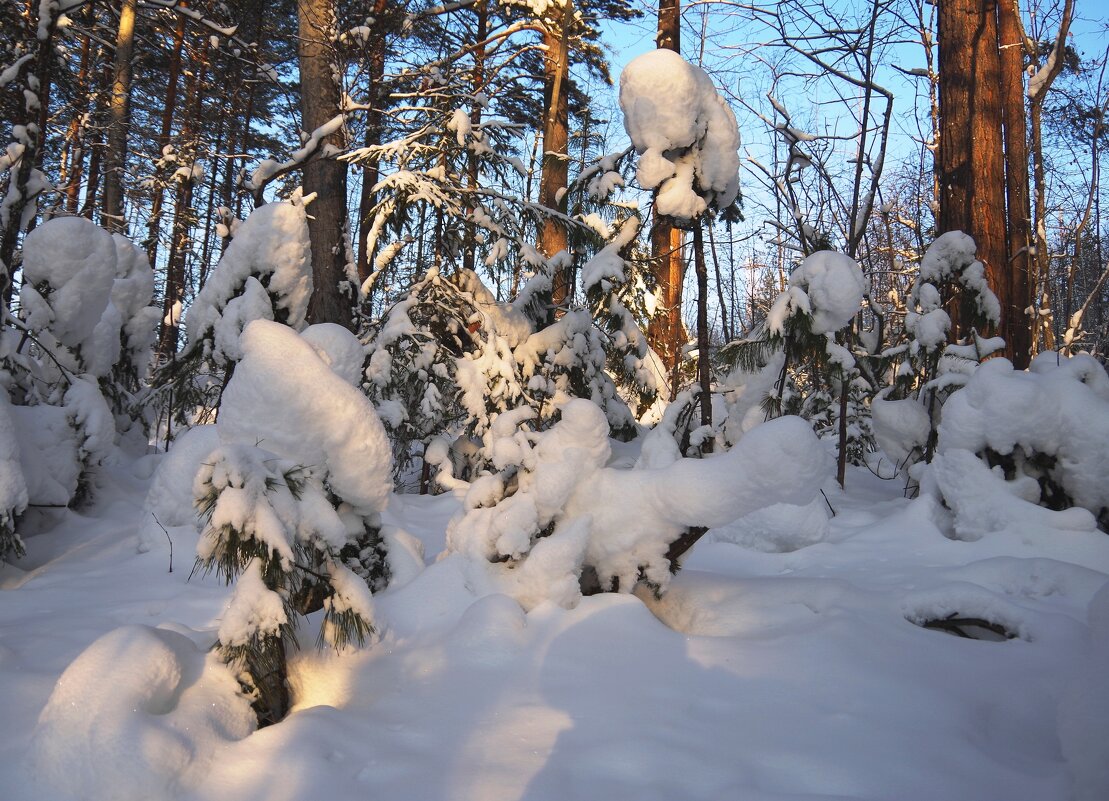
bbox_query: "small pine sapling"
[193,444,381,726]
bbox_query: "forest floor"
[1,450,1108,801]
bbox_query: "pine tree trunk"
[646,0,686,394]
[101,0,138,234]
[539,3,573,309]
[298,0,353,328]
[998,0,1032,367]
[937,0,1007,341]
[693,219,712,453]
[145,12,187,266]
[355,0,390,286]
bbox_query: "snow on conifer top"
[218,320,391,517]
[619,48,740,220]
[184,201,312,362]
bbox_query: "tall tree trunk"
[693,219,712,453]
[60,32,92,214]
[539,2,573,310]
[157,38,208,360]
[646,0,686,397]
[937,0,1007,340]
[145,11,188,265]
[298,0,353,328]
[355,0,390,286]
[461,0,489,276]
[998,0,1032,367]
[101,0,138,233]
[0,6,58,305]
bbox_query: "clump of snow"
[447,401,830,607]
[217,559,289,646]
[0,391,29,557]
[183,201,312,365]
[768,251,865,336]
[301,323,366,386]
[910,231,1001,338]
[30,625,254,801]
[619,49,740,220]
[8,403,79,506]
[218,320,392,518]
[20,216,117,351]
[935,353,1109,525]
[871,393,931,468]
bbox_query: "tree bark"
[646,0,686,395]
[298,0,353,328]
[145,10,188,266]
[355,0,390,286]
[101,0,138,234]
[539,3,573,309]
[937,0,1008,341]
[998,0,1032,367]
[693,219,712,453]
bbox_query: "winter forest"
[2,0,1109,798]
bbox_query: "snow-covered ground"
[2,452,1107,801]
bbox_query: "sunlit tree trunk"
[937,0,1007,340]
[646,0,686,397]
[101,0,138,233]
[539,2,573,311]
[998,0,1032,366]
[298,0,353,328]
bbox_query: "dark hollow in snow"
[914,613,1017,642]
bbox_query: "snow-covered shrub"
[580,216,660,421]
[0,390,28,559]
[873,232,1003,470]
[929,353,1109,532]
[720,250,869,468]
[0,217,160,557]
[365,264,648,488]
[193,444,378,724]
[193,319,393,723]
[445,400,830,607]
[159,199,313,429]
[364,267,525,482]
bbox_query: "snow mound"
[619,49,740,219]
[31,625,254,801]
[301,322,366,386]
[143,425,220,532]
[1059,581,1109,801]
[219,320,391,517]
[937,354,1109,523]
[20,216,117,350]
[710,498,831,553]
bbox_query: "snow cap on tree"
[619,49,740,221]
[218,320,391,518]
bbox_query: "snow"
[218,320,391,518]
[184,201,313,364]
[619,49,740,220]
[2,399,1108,801]
[20,216,119,352]
[769,250,866,336]
[936,354,1109,519]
